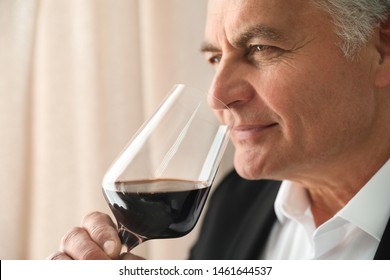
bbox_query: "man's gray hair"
[313,0,390,58]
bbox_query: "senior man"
[48,0,390,260]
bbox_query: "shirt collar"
[274,159,390,241]
[274,180,310,224]
[337,159,390,240]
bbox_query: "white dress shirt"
[261,159,390,259]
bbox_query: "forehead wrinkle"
[231,24,285,49]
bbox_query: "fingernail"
[103,240,115,256]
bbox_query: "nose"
[207,59,255,111]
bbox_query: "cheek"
[264,59,347,127]
[232,53,376,179]
[270,62,375,155]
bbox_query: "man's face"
[203,0,379,181]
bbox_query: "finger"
[82,211,122,259]
[46,251,73,260]
[60,226,110,260]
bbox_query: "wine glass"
[102,84,234,252]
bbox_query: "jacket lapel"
[374,216,390,259]
[225,180,280,259]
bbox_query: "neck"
[301,124,390,227]
[303,92,390,226]
[305,150,389,227]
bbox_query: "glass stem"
[118,226,144,252]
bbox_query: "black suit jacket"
[189,170,390,260]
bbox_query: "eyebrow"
[233,24,283,48]
[200,42,220,53]
[200,24,284,53]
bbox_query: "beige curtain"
[0,0,234,259]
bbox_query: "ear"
[375,13,390,88]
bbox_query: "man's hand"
[46,211,143,260]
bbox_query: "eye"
[246,44,285,65]
[248,44,270,55]
[207,54,222,65]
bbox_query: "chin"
[233,149,282,181]
[234,155,265,180]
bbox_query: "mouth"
[232,123,278,142]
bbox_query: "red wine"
[102,179,210,249]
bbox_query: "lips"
[232,123,278,142]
